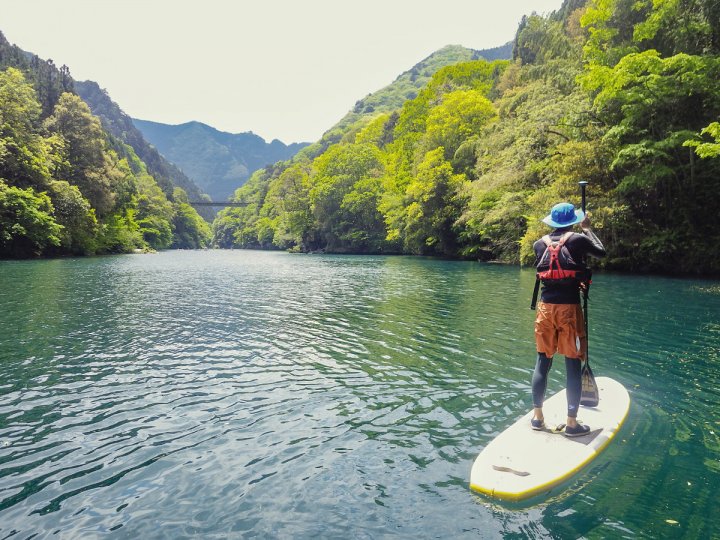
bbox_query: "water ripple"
[0,252,718,538]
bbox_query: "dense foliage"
[216,0,720,274]
[0,34,211,258]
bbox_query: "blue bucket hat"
[542,202,585,228]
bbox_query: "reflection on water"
[0,251,718,538]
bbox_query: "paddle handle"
[579,181,588,213]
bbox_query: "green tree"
[581,0,645,66]
[684,122,720,159]
[309,143,384,251]
[47,179,97,254]
[96,207,144,253]
[574,0,720,272]
[515,15,575,65]
[581,50,720,270]
[44,93,116,215]
[337,174,389,252]
[0,68,52,188]
[172,188,211,249]
[425,89,497,160]
[135,173,174,249]
[261,164,313,249]
[632,0,720,56]
[390,148,467,255]
[0,179,61,257]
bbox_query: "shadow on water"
[0,252,718,538]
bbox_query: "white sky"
[1,0,564,144]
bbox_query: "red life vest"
[536,231,584,284]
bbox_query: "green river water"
[0,250,718,539]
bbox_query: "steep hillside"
[0,30,212,257]
[133,119,309,201]
[351,43,510,116]
[75,81,210,212]
[320,43,511,148]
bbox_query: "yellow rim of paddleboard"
[469,397,631,502]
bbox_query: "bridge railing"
[188,202,250,207]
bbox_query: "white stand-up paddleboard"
[470,376,630,502]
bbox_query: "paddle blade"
[580,361,600,407]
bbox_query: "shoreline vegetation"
[2,0,720,276]
[213,0,720,276]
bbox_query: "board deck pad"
[470,376,630,502]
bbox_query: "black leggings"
[532,352,581,418]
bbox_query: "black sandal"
[564,423,591,437]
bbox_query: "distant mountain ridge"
[0,30,209,210]
[74,81,210,212]
[0,30,213,253]
[133,119,310,201]
[132,43,509,202]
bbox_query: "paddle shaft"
[578,180,599,405]
[579,181,589,339]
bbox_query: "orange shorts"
[534,301,587,360]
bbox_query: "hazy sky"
[1,0,564,144]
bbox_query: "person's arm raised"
[579,214,606,258]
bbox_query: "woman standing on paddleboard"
[530,202,605,437]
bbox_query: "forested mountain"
[74,81,214,220]
[133,119,309,202]
[304,44,513,161]
[352,43,512,116]
[133,43,511,205]
[0,31,211,257]
[215,0,720,275]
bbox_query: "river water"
[0,250,718,539]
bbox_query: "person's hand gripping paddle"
[579,181,600,407]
